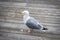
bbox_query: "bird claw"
[26,29,33,33]
[28,30,32,33]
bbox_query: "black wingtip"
[42,27,48,30]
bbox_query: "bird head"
[22,10,29,16]
[17,10,29,16]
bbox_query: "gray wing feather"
[26,17,43,29]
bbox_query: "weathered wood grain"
[0,0,60,40]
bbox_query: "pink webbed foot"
[27,28,33,33]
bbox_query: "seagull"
[18,10,48,32]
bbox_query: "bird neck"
[23,15,30,23]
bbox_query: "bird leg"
[27,28,33,33]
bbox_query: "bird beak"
[17,11,22,14]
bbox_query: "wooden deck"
[0,27,60,40]
[0,0,60,40]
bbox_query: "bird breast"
[23,15,30,24]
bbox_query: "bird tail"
[42,27,48,30]
[39,24,48,30]
[40,25,48,30]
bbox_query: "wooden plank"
[0,2,27,7]
[0,0,60,6]
[0,27,60,39]
[0,31,43,40]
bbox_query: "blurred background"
[0,0,60,40]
